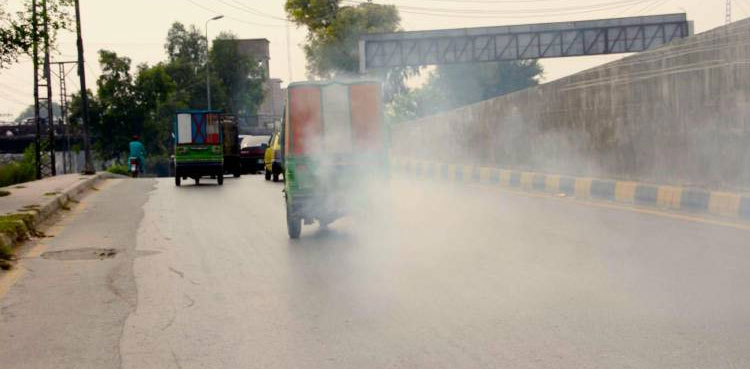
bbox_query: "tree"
[134,63,177,156]
[0,0,73,68]
[389,60,544,122]
[68,89,101,147]
[285,0,338,31]
[165,22,206,66]
[210,32,265,118]
[163,22,209,110]
[93,50,140,160]
[287,1,399,77]
[15,102,62,122]
[286,0,411,99]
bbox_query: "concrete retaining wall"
[392,19,750,191]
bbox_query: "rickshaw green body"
[173,110,225,185]
[282,80,388,238]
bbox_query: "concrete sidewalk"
[0,173,109,261]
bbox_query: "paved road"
[2,175,750,368]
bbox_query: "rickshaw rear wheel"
[194,177,200,185]
[273,172,280,182]
[286,200,301,239]
[175,175,181,187]
[218,174,224,186]
[265,170,271,181]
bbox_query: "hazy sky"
[0,0,746,119]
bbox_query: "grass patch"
[0,213,39,262]
[44,192,59,196]
[107,164,130,176]
[0,243,13,261]
[14,185,26,189]
[0,190,10,197]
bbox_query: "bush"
[106,164,130,176]
[0,161,35,188]
[0,143,38,188]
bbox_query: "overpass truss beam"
[360,14,692,72]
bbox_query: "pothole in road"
[41,248,118,261]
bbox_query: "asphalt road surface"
[2,175,750,368]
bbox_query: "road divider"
[393,158,750,220]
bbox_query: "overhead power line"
[343,0,661,18]
[348,0,659,14]
[215,0,288,21]
[184,0,286,28]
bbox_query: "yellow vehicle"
[264,131,283,182]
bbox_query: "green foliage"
[285,0,339,31]
[0,144,37,187]
[0,0,73,68]
[0,243,13,261]
[106,164,129,176]
[0,160,33,187]
[287,1,400,78]
[0,213,34,261]
[93,50,139,160]
[165,22,207,65]
[210,32,266,117]
[66,22,266,164]
[286,0,413,100]
[388,60,544,123]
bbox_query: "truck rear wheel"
[286,200,301,239]
[218,173,224,186]
[175,175,181,187]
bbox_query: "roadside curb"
[392,158,750,221]
[0,172,112,259]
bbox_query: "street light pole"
[205,15,224,111]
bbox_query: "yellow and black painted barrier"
[392,158,750,220]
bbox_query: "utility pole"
[32,0,41,179]
[32,0,56,179]
[74,0,94,174]
[43,0,56,176]
[205,15,224,111]
[52,61,77,174]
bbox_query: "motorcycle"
[129,157,140,178]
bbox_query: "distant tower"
[726,0,732,24]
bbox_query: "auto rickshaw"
[173,110,224,186]
[282,80,388,238]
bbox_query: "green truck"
[173,110,224,186]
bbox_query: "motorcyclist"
[129,135,146,173]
